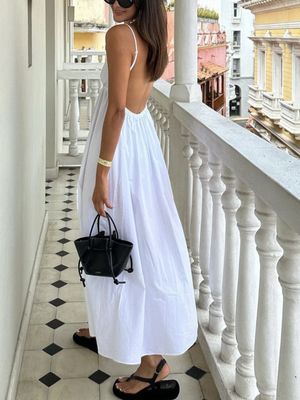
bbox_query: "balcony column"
[168,0,202,223]
[170,0,201,102]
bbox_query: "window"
[233,3,239,18]
[232,58,241,77]
[293,54,300,106]
[258,49,266,89]
[233,31,241,47]
[272,51,283,97]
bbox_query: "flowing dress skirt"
[77,65,198,364]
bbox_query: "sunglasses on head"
[104,0,134,8]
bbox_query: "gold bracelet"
[98,157,112,167]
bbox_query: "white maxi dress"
[77,23,198,365]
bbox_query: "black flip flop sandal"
[113,358,180,400]
[72,331,98,353]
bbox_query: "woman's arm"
[93,24,134,216]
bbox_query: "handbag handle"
[97,212,119,239]
[86,211,126,285]
[88,212,119,245]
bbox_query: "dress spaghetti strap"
[124,22,138,71]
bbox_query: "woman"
[75,0,198,398]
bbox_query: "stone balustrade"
[280,100,300,137]
[150,78,300,400]
[248,84,265,109]
[197,31,226,47]
[262,92,283,121]
[57,64,102,156]
[71,49,106,64]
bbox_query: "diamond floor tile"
[39,372,61,387]
[42,343,63,356]
[16,168,220,400]
[88,369,110,384]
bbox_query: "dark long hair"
[134,0,169,81]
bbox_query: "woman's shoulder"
[105,23,132,42]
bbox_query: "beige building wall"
[74,0,108,23]
[74,32,106,51]
[73,0,109,51]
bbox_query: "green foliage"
[166,0,175,11]
[197,7,219,20]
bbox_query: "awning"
[198,62,228,82]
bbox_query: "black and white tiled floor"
[16,168,220,400]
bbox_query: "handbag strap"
[98,211,120,239]
[89,212,119,249]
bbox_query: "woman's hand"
[92,168,113,217]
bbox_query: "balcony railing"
[149,79,300,400]
[280,100,300,137]
[248,84,265,109]
[262,92,283,121]
[71,49,106,64]
[57,63,102,157]
[197,31,226,47]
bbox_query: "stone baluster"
[235,180,260,399]
[87,55,92,63]
[160,110,167,157]
[147,98,152,112]
[208,154,225,334]
[198,144,212,310]
[148,99,155,119]
[77,55,82,63]
[89,79,100,122]
[69,79,80,156]
[157,107,164,145]
[153,105,160,139]
[189,136,202,297]
[254,197,282,400]
[276,220,300,400]
[220,166,240,364]
[163,113,170,169]
[181,126,193,255]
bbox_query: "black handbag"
[74,211,134,287]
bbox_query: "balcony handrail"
[62,62,103,71]
[71,49,106,56]
[171,99,300,235]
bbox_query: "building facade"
[73,0,109,51]
[199,0,254,118]
[241,0,300,156]
[220,0,254,118]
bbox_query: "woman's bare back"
[124,24,154,114]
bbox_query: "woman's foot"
[75,328,95,338]
[115,355,170,394]
[72,328,98,353]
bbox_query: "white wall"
[46,0,66,177]
[0,0,46,398]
